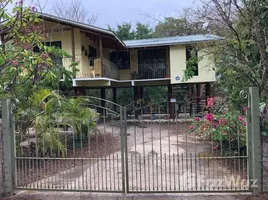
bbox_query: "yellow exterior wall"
[44,21,82,72]
[169,45,216,84]
[119,49,138,80]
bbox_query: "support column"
[75,87,86,96]
[100,88,106,116]
[134,86,140,102]
[112,87,117,111]
[205,82,212,97]
[101,88,106,108]
[99,35,104,77]
[196,83,201,114]
[139,86,144,99]
[134,86,142,118]
[168,84,175,120]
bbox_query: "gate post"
[1,99,15,195]
[249,87,261,195]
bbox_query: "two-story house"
[40,13,223,117]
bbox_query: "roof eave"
[125,38,224,48]
[39,13,126,48]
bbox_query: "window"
[186,46,198,76]
[110,51,130,70]
[138,48,167,79]
[89,45,97,66]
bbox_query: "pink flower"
[194,117,201,122]
[189,125,195,130]
[213,123,219,128]
[205,113,214,122]
[238,116,244,122]
[242,121,246,126]
[213,146,218,150]
[207,97,216,107]
[242,106,248,112]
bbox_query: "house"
[40,13,223,117]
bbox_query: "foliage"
[108,22,152,40]
[16,89,98,156]
[153,16,207,37]
[183,0,268,105]
[0,1,78,100]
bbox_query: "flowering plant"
[189,97,247,154]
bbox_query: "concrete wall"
[169,45,216,84]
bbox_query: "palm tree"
[16,89,98,157]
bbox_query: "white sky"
[33,0,195,29]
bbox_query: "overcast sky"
[36,0,195,29]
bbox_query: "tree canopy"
[108,22,153,40]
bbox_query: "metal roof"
[39,13,126,47]
[39,13,223,49]
[124,35,224,48]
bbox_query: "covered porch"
[73,79,213,119]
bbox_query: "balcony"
[53,57,119,80]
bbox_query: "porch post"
[113,87,117,111]
[101,88,106,107]
[196,83,201,114]
[75,87,86,96]
[249,87,261,195]
[134,86,140,119]
[71,27,75,62]
[205,82,211,97]
[168,84,175,120]
[99,35,104,77]
[139,86,144,99]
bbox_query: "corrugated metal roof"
[124,35,224,48]
[39,13,126,47]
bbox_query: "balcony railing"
[53,57,119,80]
[131,68,168,80]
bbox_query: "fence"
[0,87,265,196]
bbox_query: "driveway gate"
[0,87,262,195]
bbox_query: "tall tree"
[52,0,98,24]
[135,22,152,39]
[153,8,208,37]
[108,22,152,40]
[108,23,135,40]
[184,0,268,107]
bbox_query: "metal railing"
[131,68,168,80]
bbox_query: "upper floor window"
[109,51,130,70]
[186,46,198,76]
